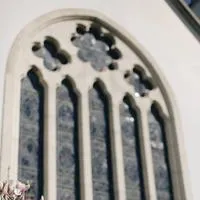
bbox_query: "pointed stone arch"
[0,9,189,200]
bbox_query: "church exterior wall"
[0,0,200,200]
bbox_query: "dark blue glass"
[184,0,192,5]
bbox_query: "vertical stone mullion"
[79,89,93,200]
[9,75,21,180]
[138,101,157,200]
[110,99,126,200]
[44,83,57,200]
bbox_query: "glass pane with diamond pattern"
[148,104,173,200]
[120,98,144,200]
[56,79,80,200]
[89,82,114,200]
[18,70,44,200]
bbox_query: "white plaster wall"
[0,0,199,199]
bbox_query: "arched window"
[0,9,189,200]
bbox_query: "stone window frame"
[0,9,190,200]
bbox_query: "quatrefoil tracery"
[32,37,71,71]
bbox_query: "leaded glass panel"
[18,70,44,200]
[120,97,144,200]
[56,79,80,200]
[89,82,114,200]
[148,104,173,200]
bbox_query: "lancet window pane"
[56,79,80,200]
[148,104,173,200]
[89,82,114,200]
[18,70,44,200]
[120,97,144,200]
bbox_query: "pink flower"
[0,180,30,200]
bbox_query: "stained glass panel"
[89,83,114,200]
[148,104,173,200]
[120,98,144,200]
[18,70,44,200]
[124,67,153,97]
[72,23,121,72]
[56,80,80,200]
